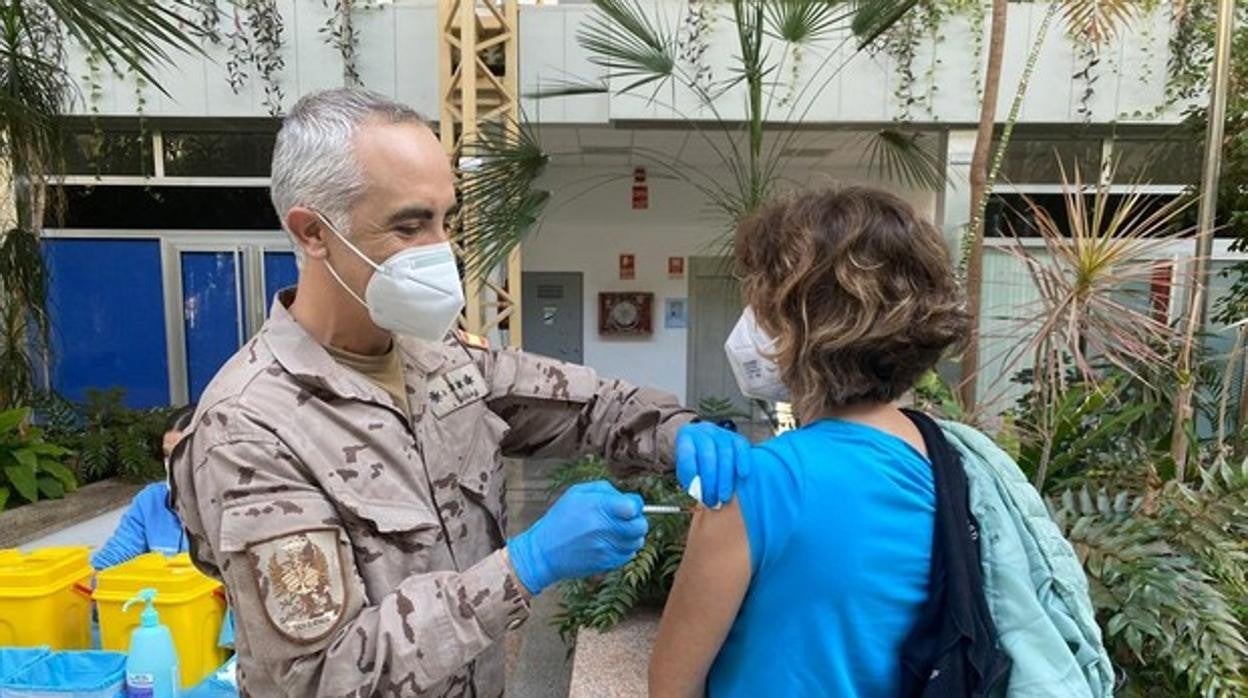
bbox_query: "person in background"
[650,187,973,697]
[90,403,236,650]
[90,405,196,570]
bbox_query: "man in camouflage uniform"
[171,89,747,697]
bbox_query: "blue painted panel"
[43,239,169,408]
[181,251,242,402]
[263,251,298,313]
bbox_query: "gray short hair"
[270,88,429,265]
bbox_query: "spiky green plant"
[982,166,1193,487]
[459,0,943,279]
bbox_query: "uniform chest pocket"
[322,476,445,567]
[458,410,512,545]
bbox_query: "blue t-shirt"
[91,482,189,570]
[707,420,935,697]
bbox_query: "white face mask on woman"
[724,308,791,403]
[316,212,466,342]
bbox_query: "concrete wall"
[522,162,938,403]
[520,3,1187,126]
[64,1,440,118]
[64,2,1185,126]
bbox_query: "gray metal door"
[522,272,584,364]
[687,257,747,412]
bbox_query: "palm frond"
[1059,0,1137,43]
[525,79,610,100]
[41,0,201,93]
[763,0,847,44]
[859,128,946,191]
[455,120,551,278]
[849,0,920,48]
[579,0,677,95]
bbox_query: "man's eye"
[394,224,423,236]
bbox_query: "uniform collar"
[263,288,447,403]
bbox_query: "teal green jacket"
[940,421,1114,698]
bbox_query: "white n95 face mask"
[318,213,466,342]
[724,308,791,403]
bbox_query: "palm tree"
[958,0,1138,410]
[0,0,199,408]
[458,0,943,278]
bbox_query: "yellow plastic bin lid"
[0,548,92,597]
[92,553,221,604]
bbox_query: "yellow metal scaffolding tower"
[438,0,523,348]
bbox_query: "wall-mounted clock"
[599,292,654,336]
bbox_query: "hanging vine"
[922,1,946,120]
[80,49,105,179]
[129,65,150,180]
[883,10,924,122]
[224,1,286,116]
[883,0,944,123]
[225,7,250,95]
[677,0,716,95]
[967,0,985,101]
[190,0,224,45]
[1072,35,1100,123]
[321,0,362,86]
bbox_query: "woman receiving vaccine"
[650,187,970,697]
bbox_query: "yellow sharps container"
[94,552,227,689]
[0,546,94,649]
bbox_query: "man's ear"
[285,207,329,262]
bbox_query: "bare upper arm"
[649,499,753,698]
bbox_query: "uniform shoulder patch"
[246,528,347,644]
[455,330,490,351]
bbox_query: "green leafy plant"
[695,396,749,425]
[550,456,693,645]
[37,389,173,484]
[1050,459,1248,696]
[0,406,76,512]
[551,395,756,641]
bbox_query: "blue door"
[180,250,245,402]
[43,239,170,408]
[263,250,298,313]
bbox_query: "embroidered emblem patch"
[248,528,346,643]
[428,363,487,419]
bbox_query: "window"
[162,130,276,177]
[49,185,279,229]
[1110,139,1201,185]
[995,137,1102,185]
[985,192,1189,238]
[61,129,152,176]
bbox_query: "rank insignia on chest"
[428,362,488,418]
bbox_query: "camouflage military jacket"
[170,292,695,697]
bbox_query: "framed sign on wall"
[599,292,654,336]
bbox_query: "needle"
[642,504,692,515]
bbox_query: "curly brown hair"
[735,186,969,419]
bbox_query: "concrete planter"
[568,609,662,698]
[0,479,141,549]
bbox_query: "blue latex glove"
[507,480,648,595]
[675,422,753,509]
